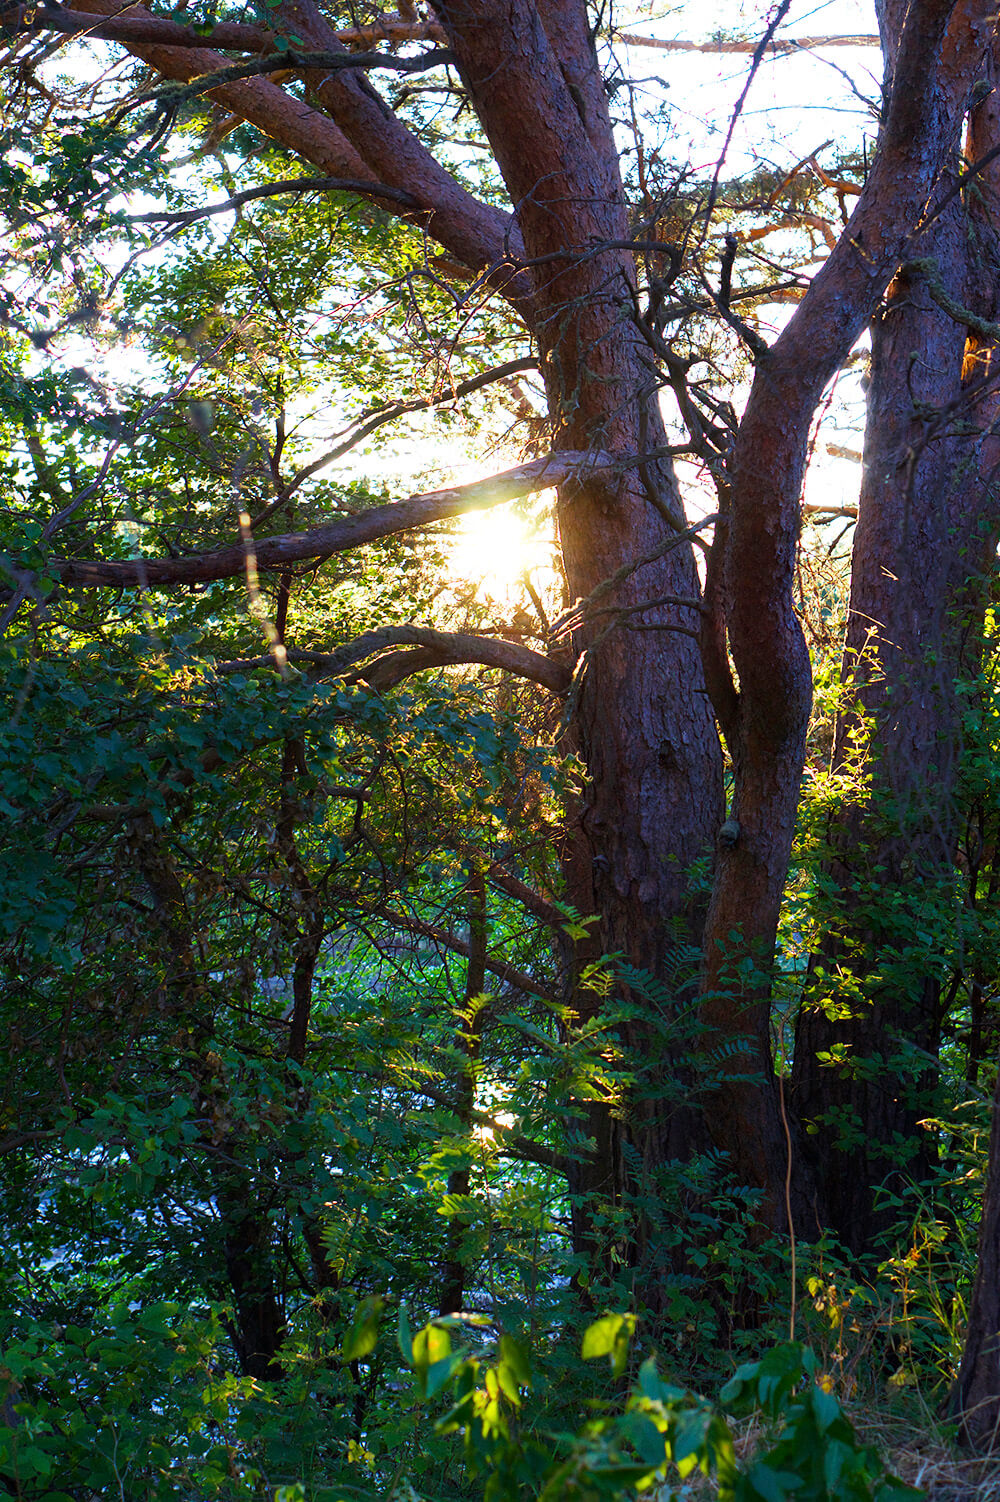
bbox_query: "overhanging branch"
[615,31,880,53]
[131,45,454,110]
[46,451,611,591]
[216,629,572,695]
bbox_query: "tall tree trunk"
[436,0,725,1251]
[792,10,1000,1256]
[696,0,997,1235]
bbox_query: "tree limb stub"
[48,453,611,590]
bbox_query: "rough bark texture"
[436,0,725,1244]
[437,0,722,976]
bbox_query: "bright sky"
[19,0,883,597]
[333,2,884,592]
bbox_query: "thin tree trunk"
[130,817,289,1378]
[439,868,488,1317]
[951,1063,1000,1447]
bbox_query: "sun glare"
[473,1109,517,1144]
[449,507,554,603]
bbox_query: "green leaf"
[582,1312,634,1376]
[398,1305,413,1366]
[498,1334,530,1388]
[343,1295,383,1361]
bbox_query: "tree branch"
[615,31,880,53]
[60,0,529,301]
[132,45,454,110]
[129,174,419,223]
[486,866,567,928]
[215,629,573,694]
[45,451,611,591]
[15,9,879,59]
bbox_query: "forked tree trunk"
[792,8,1000,1256]
[697,0,994,1232]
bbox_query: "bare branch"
[130,45,454,110]
[615,31,880,54]
[486,866,567,928]
[802,503,859,519]
[16,9,879,59]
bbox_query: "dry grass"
[649,1390,1000,1500]
[860,1403,1000,1501]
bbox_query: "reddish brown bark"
[72,0,529,300]
[792,8,1000,1256]
[436,1,725,1247]
[699,0,994,1226]
[437,0,722,971]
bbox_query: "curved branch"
[62,0,529,301]
[48,452,611,590]
[217,629,573,694]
